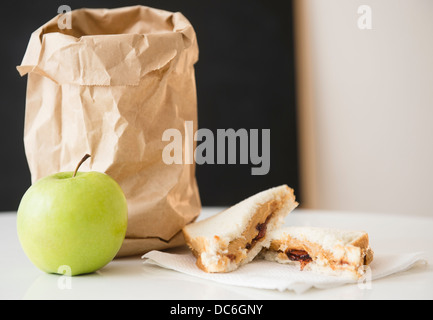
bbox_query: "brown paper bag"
[17,6,201,257]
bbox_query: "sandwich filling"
[224,199,279,264]
[263,227,374,278]
[270,245,370,276]
[286,249,313,270]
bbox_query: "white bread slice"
[182,185,298,273]
[261,227,374,279]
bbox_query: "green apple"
[17,155,128,276]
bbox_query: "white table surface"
[1,208,432,300]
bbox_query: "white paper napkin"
[142,247,427,294]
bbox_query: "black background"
[0,0,300,211]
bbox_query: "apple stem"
[73,154,91,178]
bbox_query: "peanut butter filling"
[270,235,373,274]
[224,199,281,264]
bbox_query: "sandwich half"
[261,227,374,279]
[182,185,298,273]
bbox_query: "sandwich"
[261,227,374,279]
[182,185,298,273]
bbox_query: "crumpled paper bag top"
[17,5,198,86]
